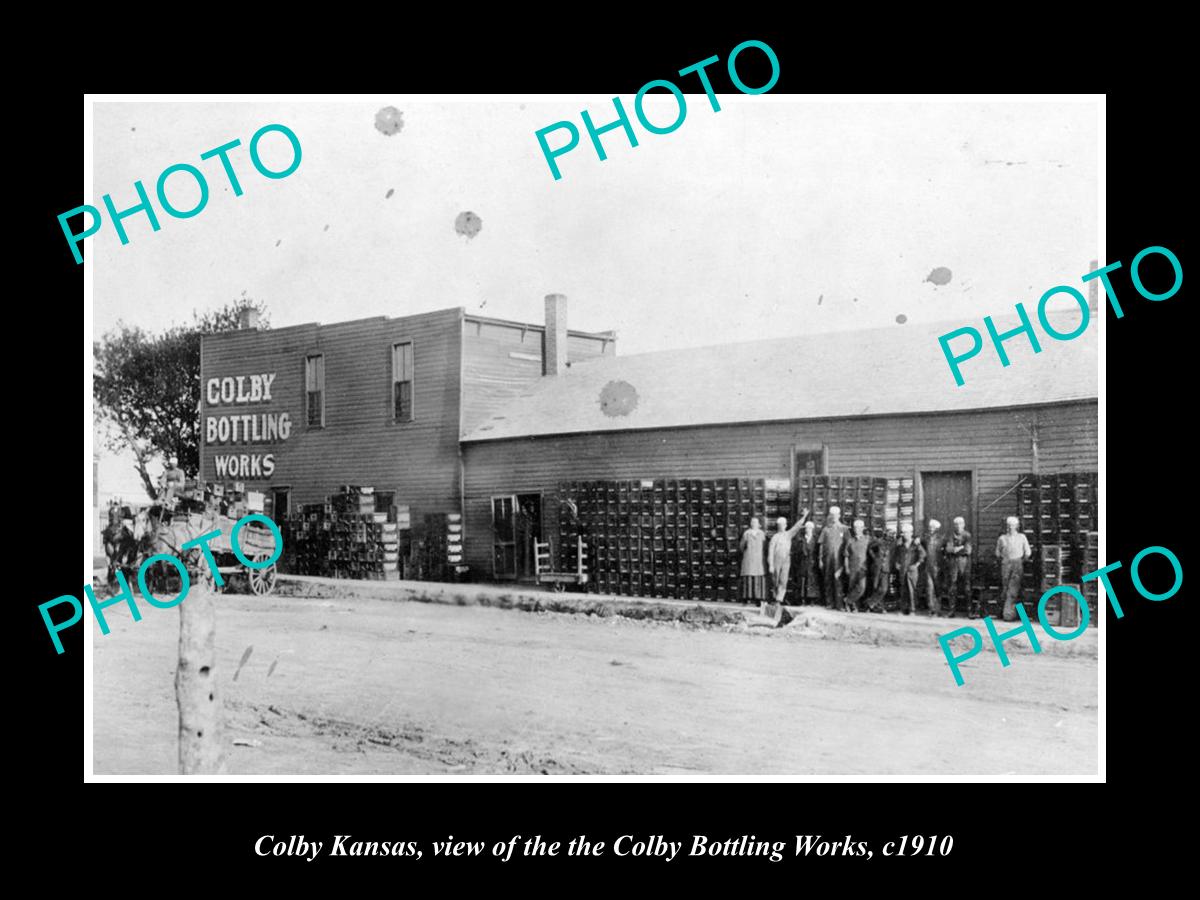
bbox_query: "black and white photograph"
[85,93,1101,778]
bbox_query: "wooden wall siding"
[461,319,613,436]
[200,308,463,516]
[460,401,1098,575]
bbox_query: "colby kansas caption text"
[256,833,954,862]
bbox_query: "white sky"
[92,96,1099,498]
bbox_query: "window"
[795,447,828,476]
[392,341,414,422]
[305,354,324,427]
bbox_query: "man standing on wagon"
[160,454,186,504]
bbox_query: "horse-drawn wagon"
[103,502,280,597]
[190,511,279,596]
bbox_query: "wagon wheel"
[247,555,277,596]
[553,581,566,593]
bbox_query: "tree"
[94,299,270,499]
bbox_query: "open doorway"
[515,493,543,581]
[491,492,544,580]
[270,488,290,525]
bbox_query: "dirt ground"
[92,586,1098,776]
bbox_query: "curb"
[272,575,1097,658]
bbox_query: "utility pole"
[177,553,225,774]
[1014,412,1041,474]
[1029,412,1041,474]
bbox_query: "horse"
[123,505,220,595]
[102,505,140,590]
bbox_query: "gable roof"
[461,310,1098,442]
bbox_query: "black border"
[29,24,1191,884]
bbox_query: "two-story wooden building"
[198,296,616,540]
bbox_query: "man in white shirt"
[995,516,1032,622]
[767,509,811,604]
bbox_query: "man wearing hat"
[864,529,895,613]
[160,454,186,505]
[996,516,1032,622]
[921,518,944,616]
[942,516,973,617]
[841,518,872,612]
[766,508,811,604]
[791,519,820,604]
[816,505,848,609]
[892,522,926,614]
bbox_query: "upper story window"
[305,354,325,427]
[392,341,414,422]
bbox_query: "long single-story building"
[200,294,1097,598]
[459,299,1097,592]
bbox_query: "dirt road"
[92,588,1098,775]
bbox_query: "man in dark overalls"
[816,505,847,609]
[864,530,894,612]
[942,516,973,618]
[790,519,819,604]
[922,518,944,616]
[841,518,872,612]
[892,522,926,614]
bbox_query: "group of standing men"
[739,506,979,617]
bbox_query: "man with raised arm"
[767,508,812,604]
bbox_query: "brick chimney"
[543,293,568,375]
[238,307,260,330]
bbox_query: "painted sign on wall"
[205,372,287,478]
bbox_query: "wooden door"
[920,471,973,534]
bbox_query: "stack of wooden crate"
[1030,543,1066,623]
[1014,471,1099,627]
[1077,531,1099,626]
[447,513,463,571]
[286,502,333,576]
[285,486,402,580]
[204,480,250,519]
[898,477,915,533]
[557,478,792,601]
[795,475,891,534]
[1016,472,1098,541]
[407,512,465,582]
[555,474,920,602]
[559,480,801,600]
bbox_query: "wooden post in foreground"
[176,578,225,774]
